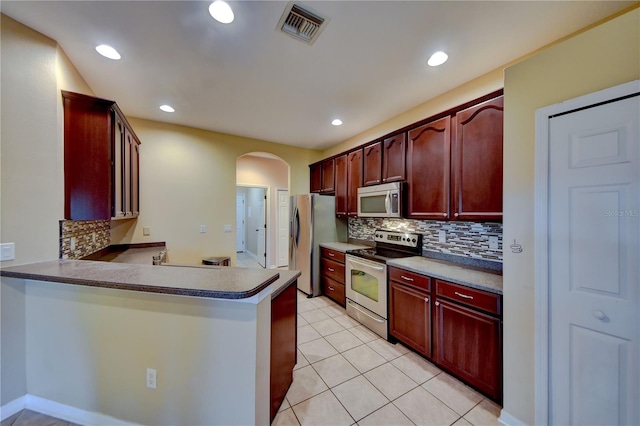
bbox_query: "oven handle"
[348,257,385,271]
[347,300,385,323]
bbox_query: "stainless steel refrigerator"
[289,194,346,297]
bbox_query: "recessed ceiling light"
[159,105,175,113]
[427,51,448,67]
[331,119,343,126]
[209,1,234,24]
[95,44,121,60]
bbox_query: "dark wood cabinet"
[389,267,432,357]
[347,150,363,217]
[382,134,406,183]
[310,159,335,194]
[406,116,451,220]
[270,280,297,421]
[434,279,502,402]
[320,248,346,306]
[335,154,348,217]
[363,141,382,186]
[62,91,141,221]
[452,96,503,221]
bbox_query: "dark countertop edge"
[271,270,301,299]
[387,258,503,295]
[0,268,279,300]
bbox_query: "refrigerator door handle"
[294,206,300,249]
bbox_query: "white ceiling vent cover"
[277,2,329,45]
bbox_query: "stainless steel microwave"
[357,182,403,218]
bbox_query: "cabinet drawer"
[388,267,430,292]
[435,280,501,316]
[321,247,345,264]
[321,257,345,284]
[322,276,345,306]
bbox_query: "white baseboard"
[1,394,138,426]
[0,395,27,421]
[498,408,528,426]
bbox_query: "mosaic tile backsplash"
[349,217,503,263]
[60,219,111,259]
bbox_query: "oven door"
[345,255,387,317]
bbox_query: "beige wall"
[237,154,289,268]
[25,280,271,425]
[502,7,639,424]
[109,118,317,265]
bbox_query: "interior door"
[277,189,289,267]
[548,93,639,425]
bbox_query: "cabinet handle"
[424,297,429,303]
[454,291,473,300]
[593,310,607,321]
[328,268,335,272]
[454,213,459,217]
[442,213,447,218]
[329,286,335,291]
[401,275,414,282]
[435,301,440,306]
[328,253,335,257]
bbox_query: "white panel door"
[548,94,639,425]
[257,189,266,268]
[277,189,289,267]
[236,193,245,253]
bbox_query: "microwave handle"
[384,191,391,214]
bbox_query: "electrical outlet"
[146,368,157,389]
[0,243,15,261]
[200,225,206,234]
[489,236,499,250]
[91,232,96,243]
[143,226,151,236]
[438,230,446,243]
[70,237,76,251]
[223,224,232,233]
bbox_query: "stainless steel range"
[345,230,422,340]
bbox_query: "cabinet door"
[131,141,140,216]
[389,281,431,357]
[434,298,502,401]
[310,163,322,193]
[335,155,348,217]
[452,96,503,221]
[363,141,382,186]
[382,134,406,182]
[112,114,126,218]
[347,149,363,217]
[123,127,134,216]
[321,159,335,193]
[406,116,451,219]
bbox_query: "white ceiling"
[1,1,634,150]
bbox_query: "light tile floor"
[236,251,264,268]
[272,291,502,426]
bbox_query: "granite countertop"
[270,269,301,299]
[387,256,503,295]
[95,246,166,265]
[319,242,370,252]
[0,260,280,300]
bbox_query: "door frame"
[533,79,640,424]
[236,184,269,267]
[236,193,245,253]
[276,187,289,267]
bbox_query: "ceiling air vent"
[277,2,328,45]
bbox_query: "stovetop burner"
[347,230,422,263]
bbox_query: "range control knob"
[412,238,417,243]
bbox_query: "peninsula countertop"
[0,260,280,300]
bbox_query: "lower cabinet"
[388,266,503,403]
[270,281,297,421]
[320,248,347,306]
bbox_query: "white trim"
[275,187,290,268]
[533,79,640,425]
[498,408,528,426]
[1,394,139,425]
[0,395,27,420]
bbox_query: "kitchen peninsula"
[0,261,299,425]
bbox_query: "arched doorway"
[236,152,290,269]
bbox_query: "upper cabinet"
[452,96,503,221]
[62,91,141,221]
[406,116,451,220]
[310,158,335,194]
[382,134,406,183]
[347,149,363,217]
[363,141,382,186]
[334,154,348,217]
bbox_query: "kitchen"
[1,2,639,426]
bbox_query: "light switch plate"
[200,225,206,233]
[0,243,15,261]
[489,236,499,249]
[143,226,151,236]
[438,230,446,243]
[224,224,232,233]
